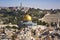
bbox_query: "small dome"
[23,14,32,21]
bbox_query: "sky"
[0,0,60,9]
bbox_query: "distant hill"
[41,13,60,23]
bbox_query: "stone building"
[18,14,37,28]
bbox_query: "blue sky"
[0,0,60,9]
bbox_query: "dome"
[23,14,32,21]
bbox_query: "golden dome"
[23,14,32,21]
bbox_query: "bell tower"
[20,2,22,10]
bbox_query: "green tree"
[12,26,18,29]
[6,26,11,28]
[42,21,47,25]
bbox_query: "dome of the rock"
[23,14,32,21]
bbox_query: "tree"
[6,26,11,28]
[37,20,42,25]
[37,20,47,25]
[12,26,18,29]
[42,21,47,25]
[46,23,49,27]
